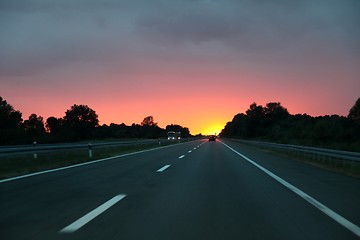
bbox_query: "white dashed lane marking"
[60,194,127,233]
[157,165,171,172]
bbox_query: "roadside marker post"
[88,143,93,158]
[33,141,37,159]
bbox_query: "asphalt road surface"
[1,139,359,240]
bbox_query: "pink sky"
[1,1,359,135]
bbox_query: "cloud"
[0,0,138,76]
[0,0,359,78]
[136,0,360,49]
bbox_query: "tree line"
[0,96,191,145]
[220,98,360,151]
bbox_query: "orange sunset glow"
[1,1,359,135]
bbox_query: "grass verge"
[0,141,179,180]
[240,143,360,178]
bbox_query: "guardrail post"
[158,138,161,145]
[33,141,37,159]
[88,143,93,158]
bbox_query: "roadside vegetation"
[0,96,196,179]
[220,98,360,152]
[0,96,193,146]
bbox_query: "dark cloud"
[136,0,360,49]
[0,0,359,77]
[0,0,134,76]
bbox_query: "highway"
[1,139,359,240]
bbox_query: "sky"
[1,0,359,135]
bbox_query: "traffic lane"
[64,140,357,240]
[53,140,207,240]
[221,139,360,226]
[55,140,208,240]
[0,142,196,240]
[0,140,205,240]
[150,141,358,239]
[0,139,205,193]
[54,140,215,240]
[0,139,205,187]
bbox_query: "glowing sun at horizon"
[201,123,224,136]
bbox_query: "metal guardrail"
[229,139,360,162]
[0,139,189,157]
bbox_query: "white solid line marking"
[188,150,192,153]
[220,141,360,238]
[157,165,171,172]
[0,140,196,184]
[60,194,126,233]
[178,155,185,159]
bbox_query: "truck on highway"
[167,131,181,140]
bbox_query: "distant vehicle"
[167,131,181,140]
[209,135,216,142]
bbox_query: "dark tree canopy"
[220,101,360,151]
[166,124,182,132]
[0,96,192,144]
[0,96,22,129]
[46,117,62,134]
[0,96,23,144]
[23,114,46,139]
[264,102,289,117]
[64,104,99,139]
[246,103,265,119]
[141,116,157,126]
[348,97,360,124]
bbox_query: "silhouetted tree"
[140,117,163,138]
[348,97,360,124]
[246,103,265,119]
[220,101,360,151]
[110,123,129,138]
[220,114,248,138]
[280,113,312,144]
[245,103,265,137]
[130,123,142,138]
[182,127,190,137]
[46,117,63,135]
[262,102,290,139]
[0,96,24,144]
[166,124,181,132]
[264,102,289,118]
[219,121,233,138]
[0,96,22,128]
[141,116,157,126]
[23,114,46,140]
[232,113,248,137]
[64,104,99,139]
[0,97,194,144]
